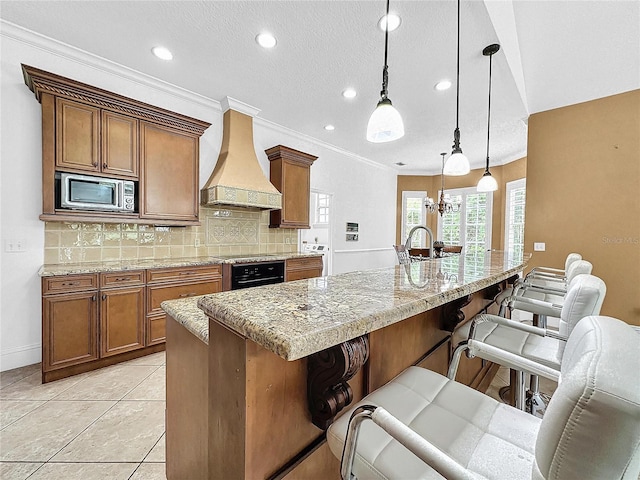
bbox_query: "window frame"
[436,186,494,254]
[504,178,526,256]
[401,191,427,247]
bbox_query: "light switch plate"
[534,242,546,252]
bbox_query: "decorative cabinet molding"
[22,64,210,226]
[266,145,317,229]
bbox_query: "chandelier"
[426,153,461,216]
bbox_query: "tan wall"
[525,90,640,324]
[396,158,527,248]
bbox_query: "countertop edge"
[39,252,322,277]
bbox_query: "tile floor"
[0,352,166,480]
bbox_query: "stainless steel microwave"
[57,172,136,213]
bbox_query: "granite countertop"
[38,252,321,277]
[162,251,529,360]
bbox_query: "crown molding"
[254,116,395,173]
[1,20,221,114]
[220,97,261,117]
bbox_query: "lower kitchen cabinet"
[42,290,99,371]
[100,285,145,357]
[285,256,323,281]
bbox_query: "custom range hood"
[201,98,282,210]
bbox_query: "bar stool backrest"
[533,316,640,479]
[559,274,606,337]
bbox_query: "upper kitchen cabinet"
[140,122,199,223]
[22,64,210,226]
[55,98,138,177]
[266,145,317,229]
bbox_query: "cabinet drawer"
[147,279,222,315]
[43,274,98,295]
[100,270,145,288]
[146,265,222,284]
[286,256,323,270]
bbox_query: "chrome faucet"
[405,225,434,258]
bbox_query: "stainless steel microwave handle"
[117,181,123,208]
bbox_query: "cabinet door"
[100,286,145,357]
[42,291,98,371]
[56,98,100,172]
[139,122,199,223]
[101,110,138,178]
[281,160,311,228]
[146,314,167,346]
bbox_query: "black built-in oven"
[230,261,285,290]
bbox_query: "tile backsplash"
[44,206,298,264]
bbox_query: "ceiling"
[1,1,638,174]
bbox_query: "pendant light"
[366,0,405,143]
[477,43,500,192]
[443,0,470,175]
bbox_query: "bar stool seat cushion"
[455,321,565,370]
[327,366,541,479]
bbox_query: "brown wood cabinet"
[22,64,210,226]
[42,289,99,371]
[99,270,145,357]
[145,264,223,345]
[139,122,199,223]
[267,145,317,229]
[285,256,323,281]
[54,98,139,178]
[101,110,138,177]
[56,98,100,172]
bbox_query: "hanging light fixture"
[426,153,462,216]
[477,43,500,192]
[443,0,470,175]
[366,0,405,143]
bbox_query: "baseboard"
[0,343,41,372]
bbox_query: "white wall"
[0,22,398,371]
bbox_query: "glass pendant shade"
[443,151,470,175]
[366,98,405,143]
[477,171,498,192]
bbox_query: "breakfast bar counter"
[162,250,528,479]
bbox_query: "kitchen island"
[162,250,528,479]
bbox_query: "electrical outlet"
[534,242,546,252]
[285,237,290,244]
[194,238,201,247]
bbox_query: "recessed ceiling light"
[324,124,335,131]
[378,13,401,32]
[435,80,452,91]
[342,88,357,99]
[255,32,277,49]
[151,46,173,61]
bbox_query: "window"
[401,191,427,247]
[437,186,493,256]
[314,192,330,225]
[505,178,526,257]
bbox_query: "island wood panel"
[452,285,503,388]
[207,319,364,480]
[280,441,341,480]
[166,316,209,480]
[367,307,449,392]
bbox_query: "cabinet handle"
[114,277,129,282]
[61,281,80,287]
[179,293,196,298]
[103,163,108,169]
[92,161,98,167]
[179,271,196,276]
[102,294,106,301]
[92,295,97,301]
